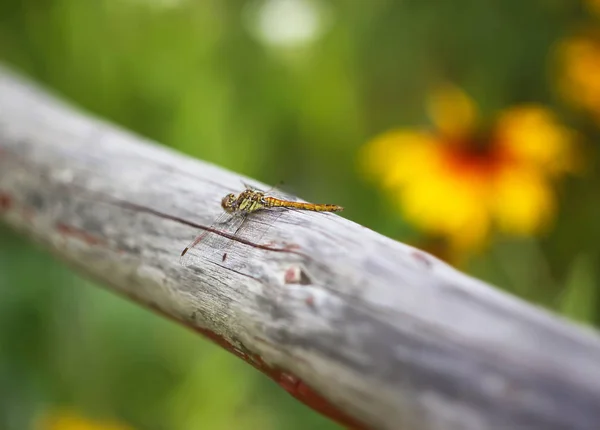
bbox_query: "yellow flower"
[359,84,579,253]
[586,0,600,16]
[35,409,134,430]
[556,32,600,121]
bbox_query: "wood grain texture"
[2,65,600,430]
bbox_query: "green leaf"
[558,254,598,325]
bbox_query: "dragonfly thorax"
[221,190,267,214]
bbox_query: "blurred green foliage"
[1,0,600,429]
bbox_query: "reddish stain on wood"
[305,295,315,308]
[275,371,368,430]
[284,265,312,285]
[0,192,12,211]
[55,222,105,246]
[133,296,370,430]
[284,266,300,284]
[411,251,432,269]
[194,328,369,429]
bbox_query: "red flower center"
[440,136,512,179]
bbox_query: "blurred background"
[1,0,600,429]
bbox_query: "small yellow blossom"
[585,0,600,16]
[35,409,134,430]
[427,83,477,138]
[556,32,600,121]
[359,84,579,253]
[496,107,580,175]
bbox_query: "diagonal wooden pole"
[1,65,600,430]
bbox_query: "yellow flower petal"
[427,83,478,139]
[359,129,439,188]
[398,162,490,250]
[557,35,600,113]
[490,166,555,236]
[495,106,579,175]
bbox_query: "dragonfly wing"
[179,212,246,267]
[242,181,296,201]
[234,209,286,245]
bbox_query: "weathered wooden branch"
[2,65,600,430]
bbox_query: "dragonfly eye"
[221,193,237,213]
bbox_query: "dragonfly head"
[221,193,237,213]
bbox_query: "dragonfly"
[179,183,343,267]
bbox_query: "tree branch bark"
[1,65,600,430]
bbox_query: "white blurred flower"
[245,0,332,49]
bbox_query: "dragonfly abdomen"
[264,197,343,212]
